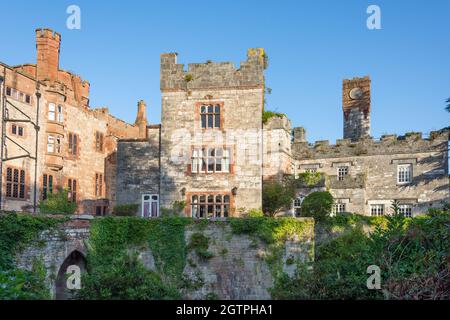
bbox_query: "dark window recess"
[68,179,77,202]
[42,174,54,200]
[7,168,25,199]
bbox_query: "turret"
[342,76,371,141]
[36,28,61,82]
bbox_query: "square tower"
[342,76,371,141]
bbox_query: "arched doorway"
[55,250,86,300]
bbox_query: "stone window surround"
[397,163,413,185]
[67,132,80,159]
[47,102,64,123]
[5,86,32,105]
[94,172,103,198]
[187,144,235,175]
[195,101,224,132]
[185,191,235,218]
[47,133,62,155]
[42,173,55,200]
[10,123,26,138]
[4,165,29,201]
[67,178,78,203]
[95,131,104,152]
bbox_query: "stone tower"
[36,28,61,81]
[342,76,371,141]
[135,100,148,139]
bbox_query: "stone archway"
[55,250,87,300]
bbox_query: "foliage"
[184,74,193,82]
[300,191,334,222]
[112,204,139,216]
[79,216,190,300]
[296,172,324,187]
[0,213,64,269]
[172,201,186,215]
[0,263,50,300]
[230,216,313,245]
[187,232,213,260]
[262,110,285,124]
[271,209,450,300]
[246,209,264,217]
[0,213,65,299]
[38,189,77,215]
[446,97,450,112]
[262,180,295,217]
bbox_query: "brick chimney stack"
[36,28,61,82]
[135,100,148,138]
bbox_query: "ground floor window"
[42,174,54,200]
[370,204,384,216]
[398,204,413,217]
[6,167,26,199]
[332,203,346,215]
[142,194,159,218]
[191,194,230,218]
[293,196,305,216]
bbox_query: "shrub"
[262,180,295,217]
[112,204,139,216]
[38,189,77,215]
[300,191,333,221]
[262,110,285,124]
[187,232,213,260]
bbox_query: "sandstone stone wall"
[0,29,145,215]
[116,136,160,214]
[14,216,91,299]
[293,132,449,215]
[182,220,313,300]
[263,115,293,181]
[159,50,266,216]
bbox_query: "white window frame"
[337,166,349,181]
[191,147,230,173]
[332,203,346,216]
[142,194,159,218]
[398,204,413,217]
[48,103,56,121]
[57,104,63,123]
[397,164,412,184]
[370,204,384,216]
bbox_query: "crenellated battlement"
[160,48,266,91]
[35,28,61,42]
[293,130,449,160]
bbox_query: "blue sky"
[1,0,449,142]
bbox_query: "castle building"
[1,29,448,218]
[0,29,146,214]
[292,77,449,217]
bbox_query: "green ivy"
[0,212,66,299]
[79,216,191,299]
[262,110,284,124]
[38,189,77,215]
[187,232,213,260]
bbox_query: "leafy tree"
[446,97,450,112]
[262,180,295,217]
[38,188,77,214]
[300,191,333,222]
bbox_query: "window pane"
[208,114,213,128]
[200,106,206,113]
[214,114,220,128]
[192,195,198,203]
[207,195,214,203]
[207,105,213,113]
[201,114,206,128]
[215,105,220,114]
[199,195,206,203]
[224,195,230,204]
[215,205,222,217]
[215,195,222,203]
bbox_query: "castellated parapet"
[160,48,266,91]
[293,130,448,160]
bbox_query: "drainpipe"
[0,69,6,211]
[33,87,41,213]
